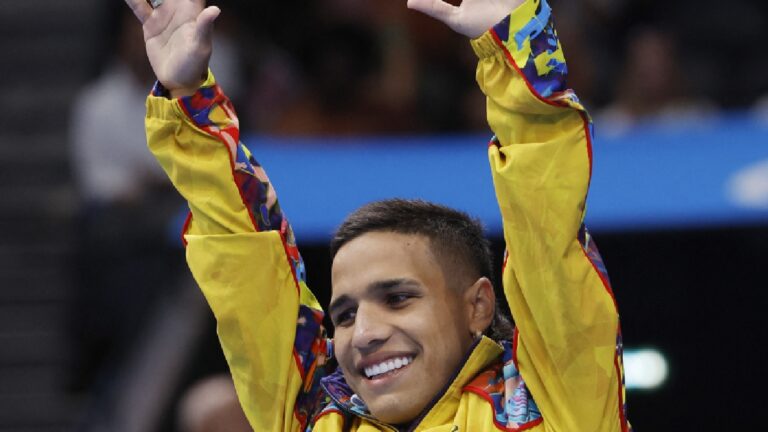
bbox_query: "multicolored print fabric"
[167,77,313,302]
[320,369,372,420]
[578,225,610,285]
[294,307,333,429]
[154,76,288,234]
[162,76,334,430]
[464,341,542,430]
[491,0,566,99]
[167,78,315,298]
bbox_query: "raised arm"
[124,1,330,430]
[411,0,630,430]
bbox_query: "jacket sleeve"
[145,72,330,432]
[471,0,630,430]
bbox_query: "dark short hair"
[330,199,514,341]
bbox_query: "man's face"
[330,231,475,425]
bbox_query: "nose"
[350,303,390,352]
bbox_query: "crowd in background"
[65,0,768,430]
[78,0,768,139]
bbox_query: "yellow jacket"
[144,0,630,430]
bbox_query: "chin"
[368,394,422,425]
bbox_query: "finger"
[195,6,221,42]
[124,0,153,24]
[406,0,458,24]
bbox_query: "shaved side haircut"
[331,199,513,340]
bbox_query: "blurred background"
[1,0,767,430]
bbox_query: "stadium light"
[623,348,669,391]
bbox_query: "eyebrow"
[328,278,419,316]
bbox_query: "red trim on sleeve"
[577,112,628,431]
[290,344,311,429]
[511,328,520,369]
[489,30,568,109]
[280,231,303,297]
[175,93,261,233]
[292,349,307,382]
[228,163,260,233]
[283,231,309,378]
[290,349,309,431]
[462,387,544,431]
[180,211,192,247]
[579,111,595,189]
[291,347,308,431]
[580,245,620,311]
[501,252,509,274]
[293,404,307,432]
[176,95,194,118]
[579,232,627,432]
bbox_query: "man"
[125,0,630,430]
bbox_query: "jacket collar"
[319,336,504,428]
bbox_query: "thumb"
[407,0,458,25]
[195,6,221,43]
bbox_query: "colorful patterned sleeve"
[145,72,331,432]
[471,0,631,431]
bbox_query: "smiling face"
[330,231,483,425]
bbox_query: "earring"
[474,330,483,340]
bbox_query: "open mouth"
[363,356,414,380]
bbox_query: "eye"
[333,308,356,327]
[386,293,413,307]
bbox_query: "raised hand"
[407,0,525,39]
[124,0,221,97]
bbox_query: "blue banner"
[243,115,768,241]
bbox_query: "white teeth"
[364,356,413,378]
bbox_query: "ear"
[463,277,495,335]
